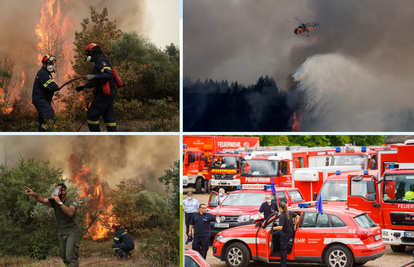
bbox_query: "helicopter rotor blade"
[296,17,304,24]
[284,20,298,24]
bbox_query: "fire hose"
[58,76,94,132]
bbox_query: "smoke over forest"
[184,0,414,131]
[0,135,178,191]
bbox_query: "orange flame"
[21,70,26,88]
[68,153,114,241]
[292,112,301,132]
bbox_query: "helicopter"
[284,18,322,36]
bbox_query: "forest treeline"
[183,75,301,132]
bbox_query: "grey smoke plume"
[184,0,414,131]
[0,135,178,191]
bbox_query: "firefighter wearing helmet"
[76,43,117,132]
[32,54,60,131]
[111,222,135,260]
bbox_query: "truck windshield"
[211,156,238,169]
[241,160,278,176]
[221,193,265,206]
[383,174,414,203]
[330,155,366,170]
[319,180,348,201]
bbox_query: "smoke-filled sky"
[0,0,178,98]
[184,0,414,131]
[0,135,179,191]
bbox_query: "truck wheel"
[224,242,250,267]
[195,178,203,194]
[324,245,353,267]
[390,245,406,252]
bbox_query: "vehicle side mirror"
[367,193,376,201]
[313,192,317,201]
[209,202,218,208]
[255,221,263,228]
[367,180,376,194]
[237,169,239,174]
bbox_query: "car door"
[256,214,276,261]
[293,211,333,257]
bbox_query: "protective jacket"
[32,67,59,131]
[114,229,134,247]
[83,56,117,132]
[32,67,59,104]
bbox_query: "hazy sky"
[0,135,179,191]
[184,0,414,131]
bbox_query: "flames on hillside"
[292,111,302,131]
[68,153,114,240]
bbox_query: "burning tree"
[35,0,76,85]
[68,153,114,240]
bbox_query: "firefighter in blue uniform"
[111,223,134,260]
[76,43,116,132]
[32,54,59,131]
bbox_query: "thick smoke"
[0,0,146,98]
[184,0,414,131]
[0,135,179,191]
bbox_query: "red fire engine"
[183,136,259,193]
[212,204,385,267]
[346,144,414,252]
[210,150,248,190]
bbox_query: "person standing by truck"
[188,204,219,259]
[258,193,278,220]
[183,192,199,240]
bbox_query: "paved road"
[183,190,414,267]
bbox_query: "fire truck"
[183,136,260,193]
[209,150,248,190]
[212,204,385,267]
[346,144,414,252]
[182,146,208,188]
[326,146,379,170]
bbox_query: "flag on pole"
[316,194,323,215]
[271,177,277,195]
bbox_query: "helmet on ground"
[86,43,99,53]
[112,222,121,230]
[42,54,57,64]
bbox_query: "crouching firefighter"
[111,223,135,260]
[32,54,60,131]
[25,184,80,267]
[76,43,117,132]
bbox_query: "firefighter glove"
[76,85,85,92]
[84,74,95,81]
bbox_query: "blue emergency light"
[364,170,368,175]
[274,153,278,156]
[298,201,316,208]
[237,185,242,190]
[248,152,251,156]
[389,164,395,170]
[183,144,187,149]
[362,146,366,152]
[264,185,273,191]
[236,150,238,154]
[336,147,340,152]
[218,150,220,154]
[336,170,341,175]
